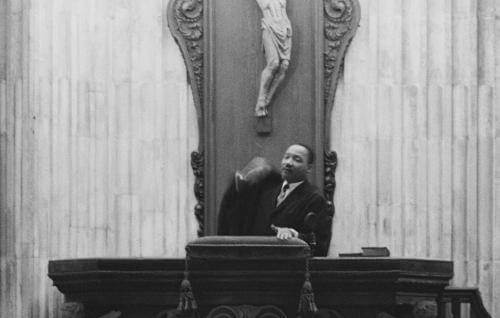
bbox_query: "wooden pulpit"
[49,237,454,318]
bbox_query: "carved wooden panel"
[167,0,360,235]
[207,305,286,318]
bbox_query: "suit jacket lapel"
[272,180,309,214]
[272,184,282,207]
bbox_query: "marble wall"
[0,0,498,317]
[331,0,499,315]
[0,0,198,316]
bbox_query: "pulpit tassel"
[298,259,318,318]
[177,258,199,318]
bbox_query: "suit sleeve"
[297,194,332,257]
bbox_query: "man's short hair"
[293,143,315,165]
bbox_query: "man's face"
[280,144,311,183]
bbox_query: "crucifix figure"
[254,0,292,118]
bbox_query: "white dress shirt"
[276,180,304,206]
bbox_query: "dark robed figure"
[218,144,332,256]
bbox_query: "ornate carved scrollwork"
[168,1,206,236]
[168,0,204,109]
[323,0,359,217]
[323,0,359,109]
[190,151,204,236]
[324,150,338,217]
[206,305,287,318]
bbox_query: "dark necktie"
[276,183,290,206]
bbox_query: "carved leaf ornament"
[173,0,204,104]
[323,0,356,107]
[191,151,205,236]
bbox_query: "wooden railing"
[439,288,491,318]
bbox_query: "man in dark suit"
[218,144,332,256]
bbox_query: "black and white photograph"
[0,0,498,317]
